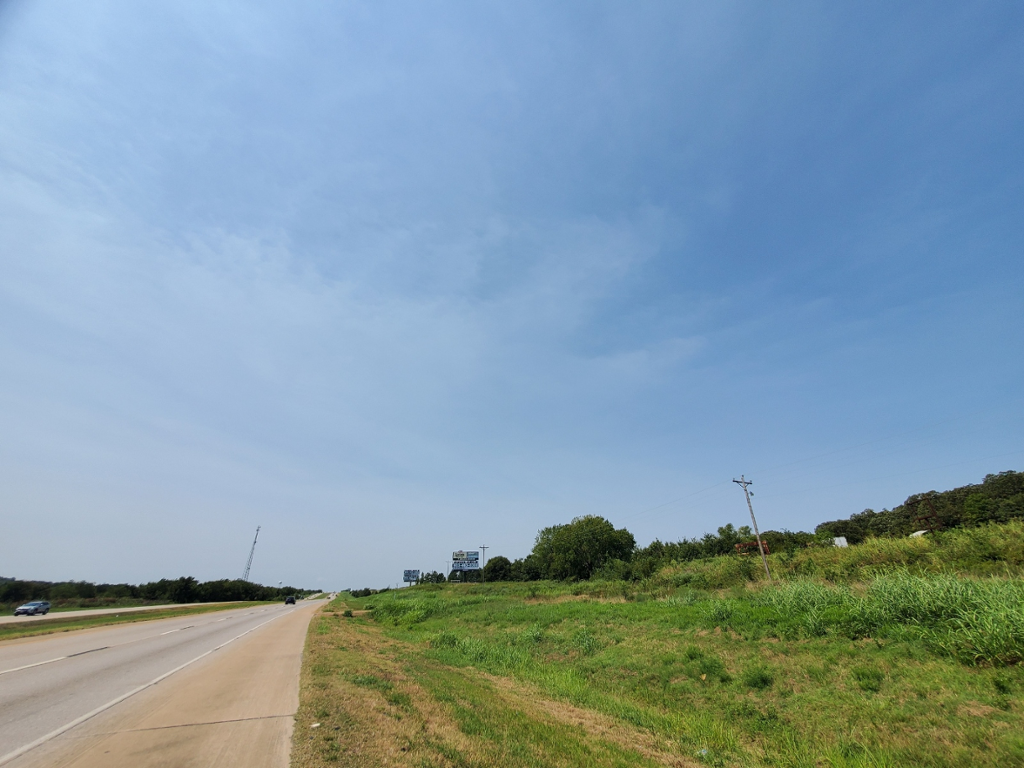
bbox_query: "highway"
[0,603,240,625]
[0,600,323,767]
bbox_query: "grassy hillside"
[294,521,1024,768]
[815,470,1024,543]
[650,519,1024,591]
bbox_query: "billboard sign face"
[451,550,480,571]
[403,570,421,583]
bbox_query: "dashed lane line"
[0,612,286,766]
[0,608,273,676]
[0,647,109,677]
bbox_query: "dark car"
[284,596,296,605]
[14,601,51,616]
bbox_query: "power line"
[752,448,1024,504]
[632,449,1023,536]
[625,480,732,520]
[624,405,1021,523]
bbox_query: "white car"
[14,601,51,616]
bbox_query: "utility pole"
[242,526,261,582]
[480,546,488,583]
[733,476,771,581]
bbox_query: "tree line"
[401,469,1024,586]
[0,576,317,609]
[814,470,1024,544]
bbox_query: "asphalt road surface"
[0,600,324,767]
[0,603,241,625]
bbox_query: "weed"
[851,666,884,693]
[520,625,543,645]
[351,674,393,692]
[573,627,599,655]
[703,602,735,624]
[742,664,774,690]
[993,674,1013,695]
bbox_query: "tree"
[531,515,635,580]
[509,555,543,581]
[169,576,199,603]
[483,556,512,582]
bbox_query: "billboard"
[451,550,480,571]
[403,570,420,583]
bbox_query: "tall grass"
[367,521,1024,669]
[753,574,1024,665]
[371,572,1024,667]
[652,519,1024,589]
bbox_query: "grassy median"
[0,601,273,642]
[295,570,1024,768]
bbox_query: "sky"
[1,2,1022,590]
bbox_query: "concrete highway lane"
[0,602,242,625]
[0,600,324,767]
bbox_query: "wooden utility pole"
[733,477,771,581]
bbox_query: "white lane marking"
[159,625,194,636]
[0,607,267,676]
[0,647,108,676]
[0,657,67,676]
[0,612,286,766]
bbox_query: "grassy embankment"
[294,521,1024,768]
[0,601,274,642]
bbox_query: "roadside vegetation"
[298,578,1024,766]
[297,511,1024,767]
[0,600,277,642]
[0,575,318,615]
[344,471,1024,595]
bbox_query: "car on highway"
[284,595,296,605]
[13,601,51,616]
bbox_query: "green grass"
[295,523,1024,767]
[651,519,1024,590]
[347,573,1024,766]
[0,601,273,642]
[293,602,684,768]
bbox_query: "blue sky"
[1,2,1021,589]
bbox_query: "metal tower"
[242,526,261,582]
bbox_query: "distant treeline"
[0,576,317,608]
[395,470,1023,586]
[814,470,1024,543]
